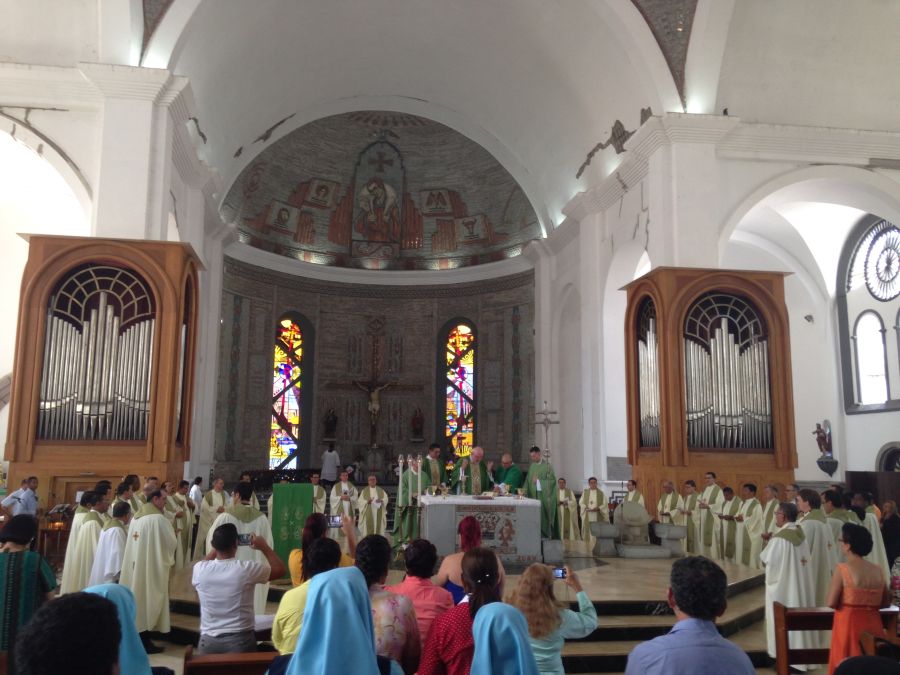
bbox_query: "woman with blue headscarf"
[83,583,153,675]
[285,565,401,675]
[470,603,539,675]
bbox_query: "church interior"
[1,1,899,673]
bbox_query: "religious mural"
[222,111,542,270]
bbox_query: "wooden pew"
[773,602,898,675]
[860,630,900,659]
[182,645,278,675]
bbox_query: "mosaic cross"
[369,151,393,173]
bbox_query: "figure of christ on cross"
[354,379,395,431]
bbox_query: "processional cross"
[534,400,560,461]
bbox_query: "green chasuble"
[75,505,88,514]
[684,492,699,553]
[720,497,742,560]
[625,490,644,506]
[773,523,805,547]
[422,457,448,488]
[133,502,164,519]
[739,498,760,565]
[392,468,431,550]
[102,517,126,533]
[226,503,265,523]
[525,460,558,539]
[357,486,388,536]
[700,485,723,548]
[450,459,490,495]
[492,464,523,492]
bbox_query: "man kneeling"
[625,556,754,674]
[192,523,286,654]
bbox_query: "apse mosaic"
[271,318,303,469]
[445,323,475,457]
[222,111,542,270]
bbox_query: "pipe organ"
[5,237,200,507]
[624,267,797,516]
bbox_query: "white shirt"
[1,487,37,516]
[192,558,270,636]
[189,484,203,506]
[321,450,341,481]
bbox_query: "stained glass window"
[271,318,303,469]
[444,323,475,457]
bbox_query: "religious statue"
[812,422,832,457]
[323,408,338,439]
[355,380,394,428]
[411,406,424,439]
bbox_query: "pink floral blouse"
[369,585,421,665]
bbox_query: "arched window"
[270,313,314,469]
[852,312,888,405]
[837,216,900,412]
[441,321,476,457]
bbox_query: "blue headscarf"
[83,583,152,675]
[470,602,539,675]
[286,566,380,675]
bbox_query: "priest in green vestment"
[489,453,523,493]
[525,446,557,539]
[357,474,389,537]
[393,458,431,550]
[679,480,700,554]
[716,487,743,563]
[579,477,608,548]
[625,480,645,507]
[450,446,490,495]
[422,444,448,488]
[656,481,684,525]
[760,484,781,551]
[735,483,764,569]
[698,471,725,559]
[556,478,581,540]
[193,478,230,562]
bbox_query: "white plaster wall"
[0,134,90,455]
[555,286,583,486]
[0,0,99,66]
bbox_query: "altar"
[419,494,542,563]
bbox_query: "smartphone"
[237,533,252,546]
[328,515,343,528]
[553,566,567,579]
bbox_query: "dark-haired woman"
[288,512,356,586]
[827,523,891,673]
[356,535,420,675]
[433,516,505,603]
[419,547,501,675]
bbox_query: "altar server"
[735,484,764,569]
[556,478,581,541]
[193,477,230,562]
[89,500,132,586]
[60,490,107,594]
[357,474,389,537]
[624,479,645,507]
[679,480,701,554]
[698,471,725,559]
[717,487,743,563]
[525,446,557,539]
[579,477,609,548]
[207,482,274,615]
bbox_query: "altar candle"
[397,456,404,506]
[416,455,422,498]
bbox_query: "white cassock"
[60,511,103,594]
[698,484,725,559]
[311,485,327,514]
[579,488,609,547]
[679,492,701,555]
[656,492,685,525]
[735,497,764,569]
[88,519,128,586]
[861,510,891,584]
[759,522,816,666]
[717,497,743,563]
[557,489,580,541]
[801,510,838,605]
[357,486,388,537]
[193,489,230,562]
[208,504,273,615]
[59,508,89,593]
[625,490,645,507]
[120,505,177,633]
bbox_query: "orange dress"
[827,563,886,673]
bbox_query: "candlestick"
[397,456,405,507]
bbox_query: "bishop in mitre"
[207,482,274,615]
[357,473,389,537]
[525,446,557,539]
[60,490,107,594]
[556,478,580,541]
[624,479,645,507]
[656,480,684,525]
[759,502,816,667]
[120,488,178,640]
[735,483,765,570]
[579,477,608,548]
[393,457,431,550]
[193,477,230,561]
[717,487,743,564]
[698,471,725,559]
[88,500,131,586]
[678,480,701,554]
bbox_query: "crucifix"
[534,400,560,461]
[354,333,397,448]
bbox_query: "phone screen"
[237,533,251,546]
[553,567,567,579]
[328,515,343,528]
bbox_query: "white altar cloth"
[419,495,542,563]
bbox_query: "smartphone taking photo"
[553,566,567,579]
[237,533,252,546]
[328,515,343,528]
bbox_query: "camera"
[237,533,252,546]
[553,566,567,579]
[328,515,343,528]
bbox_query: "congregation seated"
[386,538,454,643]
[288,512,355,586]
[192,523,286,655]
[356,534,421,675]
[272,537,342,654]
[508,564,597,675]
[433,516,505,603]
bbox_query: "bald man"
[489,452,523,493]
[450,446,490,495]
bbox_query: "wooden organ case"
[4,236,201,507]
[623,267,797,516]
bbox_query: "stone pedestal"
[653,522,687,557]
[542,538,564,564]
[590,522,619,556]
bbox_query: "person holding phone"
[507,564,597,675]
[192,523,286,655]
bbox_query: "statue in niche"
[323,409,338,439]
[812,421,832,457]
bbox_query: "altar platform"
[164,540,770,673]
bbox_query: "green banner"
[271,483,313,578]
